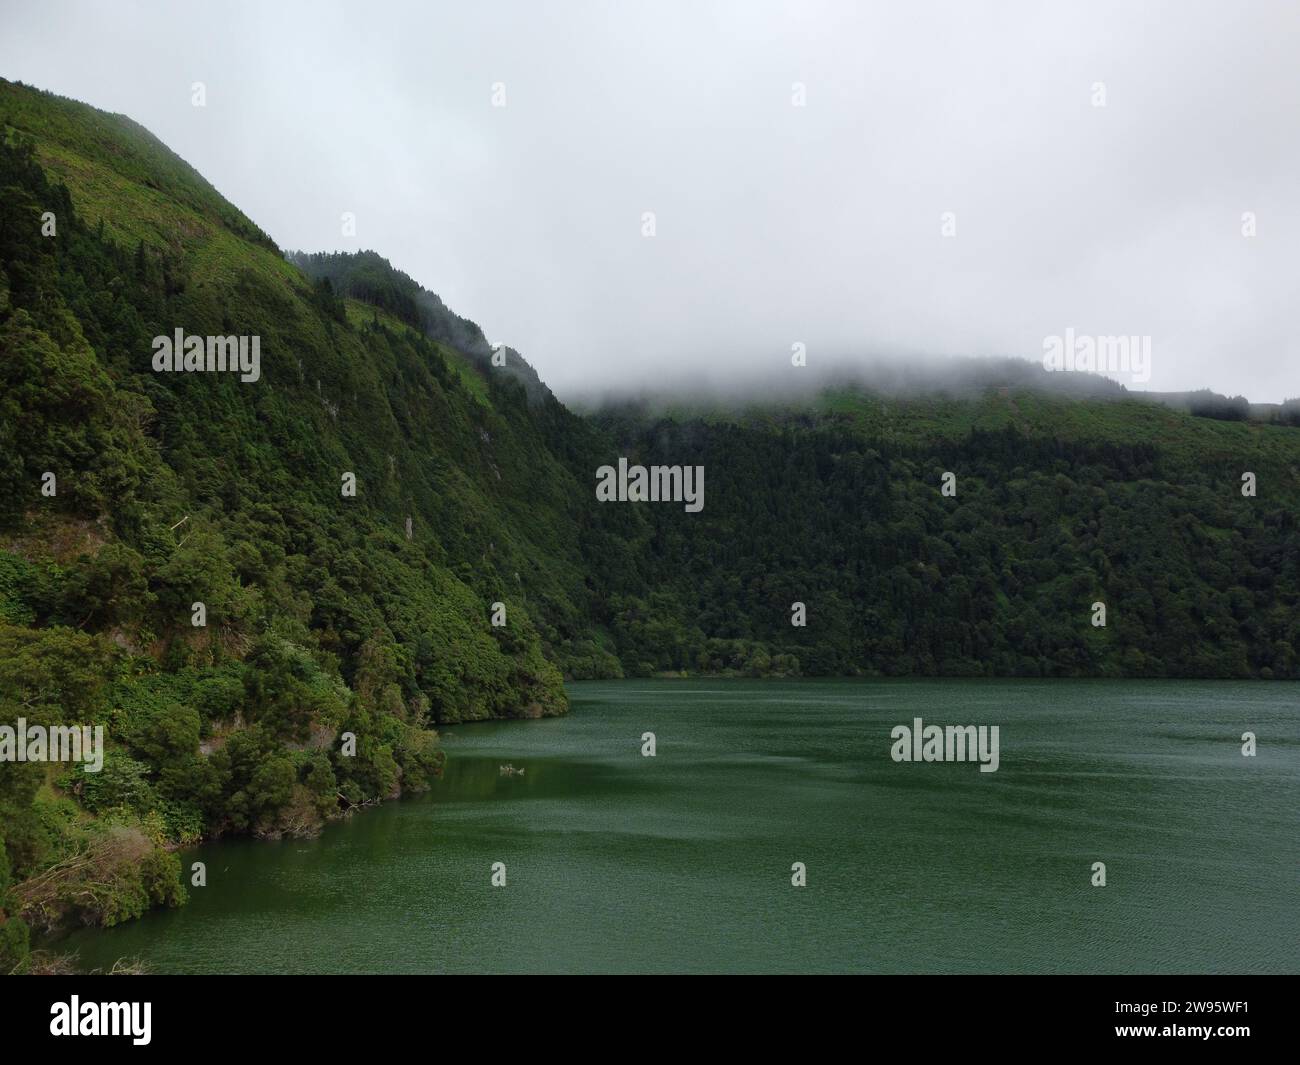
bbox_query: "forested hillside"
[285,251,1300,682]
[592,397,1300,678]
[1,78,1298,969]
[0,79,601,971]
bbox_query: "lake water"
[56,679,1300,974]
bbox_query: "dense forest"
[1,78,1297,971]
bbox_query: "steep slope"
[0,78,603,969]
[287,250,556,407]
[0,77,593,721]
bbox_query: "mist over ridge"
[2,1,1297,403]
[286,244,1296,425]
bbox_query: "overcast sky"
[2,0,1297,401]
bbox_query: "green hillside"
[0,79,604,971]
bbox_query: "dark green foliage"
[584,413,1300,679]
[0,86,579,961]
[0,833,31,974]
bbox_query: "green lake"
[56,679,1300,974]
